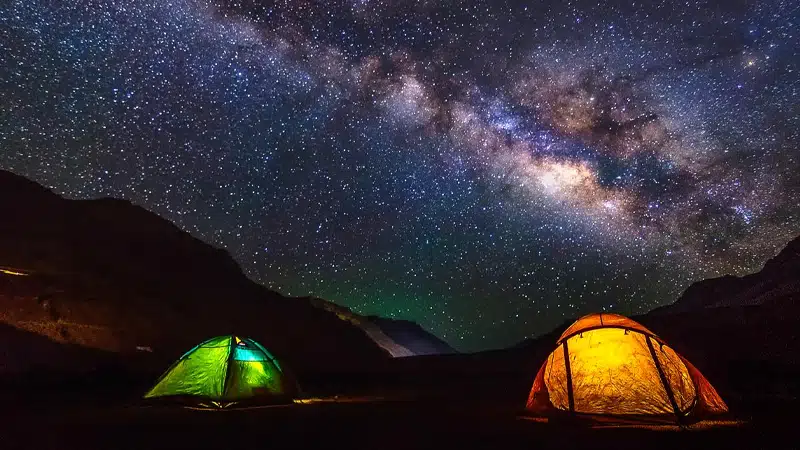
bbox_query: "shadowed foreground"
[2,374,796,450]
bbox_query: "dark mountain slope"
[309,298,456,357]
[0,169,395,375]
[652,235,799,313]
[367,316,456,356]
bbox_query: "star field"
[1,0,798,351]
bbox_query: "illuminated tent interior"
[526,313,728,423]
[144,335,298,408]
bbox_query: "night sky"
[1,0,798,351]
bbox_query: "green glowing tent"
[144,335,298,408]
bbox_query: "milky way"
[1,0,798,350]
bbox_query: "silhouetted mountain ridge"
[366,315,456,356]
[308,298,457,357]
[0,169,453,378]
[652,235,799,313]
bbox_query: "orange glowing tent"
[525,313,727,423]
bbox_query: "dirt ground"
[2,375,797,450]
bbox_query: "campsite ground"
[4,396,797,449]
[3,370,798,450]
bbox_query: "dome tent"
[526,313,727,424]
[144,335,299,408]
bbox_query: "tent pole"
[563,341,575,413]
[221,336,237,402]
[646,335,682,422]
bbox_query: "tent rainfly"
[144,335,298,408]
[526,313,728,424]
